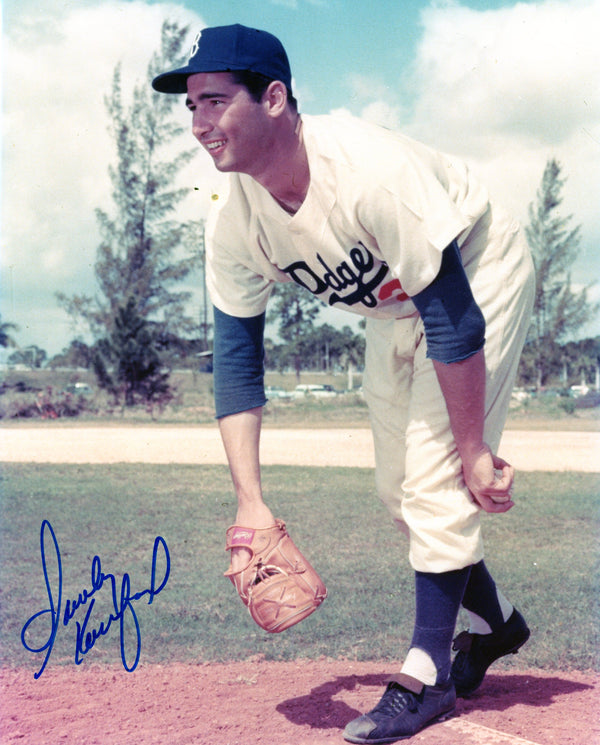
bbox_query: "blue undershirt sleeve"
[411,239,486,364]
[212,306,267,419]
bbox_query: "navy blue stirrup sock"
[409,567,471,685]
[461,560,509,632]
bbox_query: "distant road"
[1,426,598,472]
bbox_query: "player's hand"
[229,502,276,573]
[461,444,515,513]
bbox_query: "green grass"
[1,463,598,675]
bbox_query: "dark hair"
[230,70,298,112]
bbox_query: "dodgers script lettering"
[21,520,171,678]
[283,242,390,309]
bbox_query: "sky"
[2,0,600,358]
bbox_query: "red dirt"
[1,660,597,745]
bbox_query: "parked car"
[265,385,294,400]
[293,384,337,399]
[63,382,94,397]
[570,384,590,398]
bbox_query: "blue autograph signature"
[21,519,171,679]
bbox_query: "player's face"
[186,72,273,176]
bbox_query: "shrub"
[0,386,93,419]
[558,397,576,415]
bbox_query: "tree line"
[2,22,598,406]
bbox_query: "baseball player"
[153,24,534,743]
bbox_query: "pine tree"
[524,158,596,387]
[93,298,173,413]
[94,22,200,338]
[58,21,204,406]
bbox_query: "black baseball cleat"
[343,678,456,744]
[450,607,530,697]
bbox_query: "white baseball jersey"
[204,110,536,575]
[206,113,490,319]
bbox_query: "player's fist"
[462,447,515,513]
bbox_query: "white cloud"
[348,0,600,335]
[360,100,402,131]
[344,74,403,130]
[404,0,600,326]
[408,0,600,151]
[347,73,391,103]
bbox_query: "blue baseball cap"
[152,24,292,94]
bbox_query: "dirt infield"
[2,425,599,471]
[1,426,599,744]
[1,661,597,744]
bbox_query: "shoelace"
[372,684,418,716]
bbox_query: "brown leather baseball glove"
[224,519,327,633]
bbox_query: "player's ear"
[263,81,288,118]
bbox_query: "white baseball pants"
[363,206,535,573]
